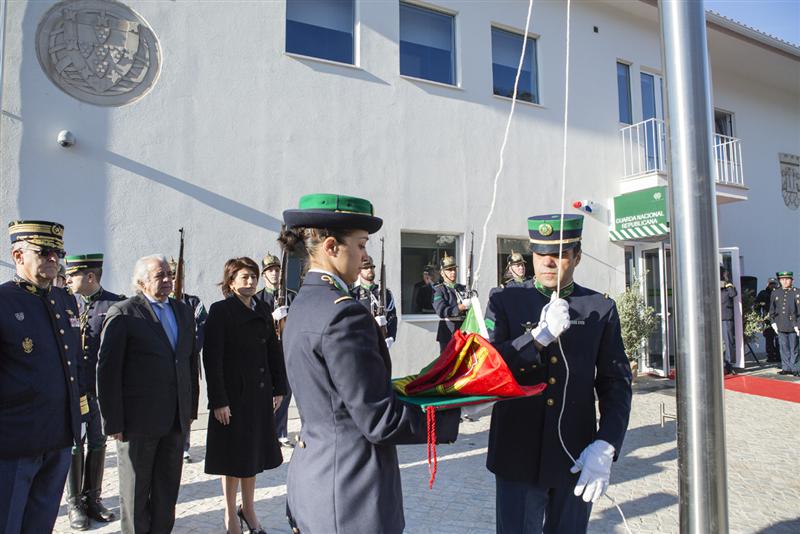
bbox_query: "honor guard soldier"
[411,264,437,313]
[352,255,398,349]
[433,253,470,353]
[279,194,460,534]
[503,250,533,288]
[484,214,632,534]
[63,254,123,529]
[255,252,296,316]
[168,258,207,462]
[0,221,83,533]
[255,252,297,448]
[769,271,800,376]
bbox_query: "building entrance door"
[639,241,674,376]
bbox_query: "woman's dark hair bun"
[278,227,306,254]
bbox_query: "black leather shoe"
[238,505,266,533]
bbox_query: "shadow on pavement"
[757,518,800,533]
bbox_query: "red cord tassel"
[426,405,438,489]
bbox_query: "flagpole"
[658,1,729,532]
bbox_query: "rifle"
[466,231,475,297]
[378,238,388,338]
[275,244,289,339]
[174,228,185,300]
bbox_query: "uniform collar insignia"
[309,269,349,295]
[533,279,574,299]
[13,274,49,298]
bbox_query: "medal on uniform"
[22,337,34,353]
[70,317,80,328]
[14,312,24,321]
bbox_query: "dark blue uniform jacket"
[432,282,467,344]
[0,280,82,458]
[76,288,124,395]
[485,283,632,488]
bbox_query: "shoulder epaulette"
[334,296,353,304]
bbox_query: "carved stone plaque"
[36,0,161,106]
[779,153,799,211]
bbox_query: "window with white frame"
[617,61,632,124]
[399,2,456,85]
[491,27,539,104]
[400,232,459,315]
[285,0,355,64]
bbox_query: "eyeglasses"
[21,246,66,259]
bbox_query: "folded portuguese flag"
[392,297,546,487]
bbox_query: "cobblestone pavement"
[54,365,800,533]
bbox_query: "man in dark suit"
[97,254,199,534]
[485,214,632,534]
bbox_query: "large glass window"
[400,232,458,314]
[496,237,532,287]
[400,3,455,85]
[286,0,355,64]
[491,27,539,104]
[617,62,632,124]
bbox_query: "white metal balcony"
[620,119,745,187]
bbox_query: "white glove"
[772,323,779,334]
[375,315,388,327]
[385,337,395,349]
[272,306,289,321]
[571,439,615,503]
[462,299,472,310]
[795,327,800,337]
[532,292,571,347]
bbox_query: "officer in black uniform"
[756,278,779,362]
[168,258,207,462]
[502,250,533,288]
[411,264,436,313]
[769,271,800,375]
[720,266,738,374]
[0,220,82,533]
[484,214,632,534]
[351,255,398,349]
[432,253,470,353]
[254,253,297,448]
[63,254,123,529]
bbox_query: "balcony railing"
[620,118,745,187]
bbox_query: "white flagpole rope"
[473,0,535,287]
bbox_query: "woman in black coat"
[203,257,287,534]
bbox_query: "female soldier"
[203,257,287,534]
[279,194,461,534]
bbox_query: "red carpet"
[724,375,800,403]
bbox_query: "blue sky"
[705,0,800,45]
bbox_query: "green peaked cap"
[65,253,104,274]
[283,193,383,234]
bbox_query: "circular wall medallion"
[36,0,161,107]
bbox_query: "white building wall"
[1,0,797,372]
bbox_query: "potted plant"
[617,279,658,379]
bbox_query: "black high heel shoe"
[237,505,266,534]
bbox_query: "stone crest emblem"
[36,0,161,107]
[779,153,799,211]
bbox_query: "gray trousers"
[274,384,292,439]
[722,320,735,364]
[117,430,184,534]
[777,332,799,372]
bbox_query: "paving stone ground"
[54,363,800,533]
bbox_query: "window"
[400,232,458,314]
[286,0,355,64]
[400,3,456,85]
[624,246,635,288]
[491,27,539,104]
[496,237,532,286]
[617,62,632,124]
